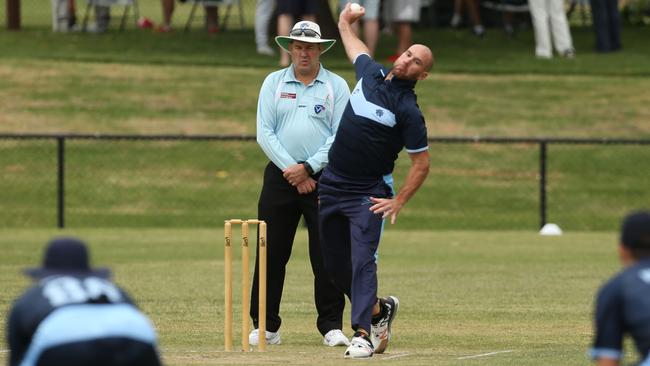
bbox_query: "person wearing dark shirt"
[317,3,434,359]
[590,0,621,53]
[7,237,161,366]
[591,211,650,366]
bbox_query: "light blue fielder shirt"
[256,64,350,173]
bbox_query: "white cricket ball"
[350,3,362,13]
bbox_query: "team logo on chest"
[314,104,325,114]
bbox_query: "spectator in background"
[7,237,161,366]
[94,4,111,32]
[590,211,650,366]
[502,10,515,37]
[450,0,486,37]
[256,0,276,55]
[338,0,381,57]
[384,0,422,62]
[277,0,317,66]
[500,0,530,37]
[67,0,77,29]
[528,0,576,58]
[157,0,219,33]
[590,0,621,52]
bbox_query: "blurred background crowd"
[3,0,649,58]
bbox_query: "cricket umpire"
[6,237,161,366]
[249,20,351,347]
[318,4,434,359]
[591,211,650,366]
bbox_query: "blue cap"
[24,237,111,279]
[621,211,650,249]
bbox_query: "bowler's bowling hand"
[283,164,309,186]
[340,2,365,24]
[369,197,403,224]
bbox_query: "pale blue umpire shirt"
[257,63,350,173]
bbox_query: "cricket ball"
[350,3,362,14]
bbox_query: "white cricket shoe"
[323,329,350,347]
[248,328,281,345]
[344,332,374,359]
[370,296,399,354]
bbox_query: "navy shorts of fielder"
[591,211,650,366]
[7,237,161,366]
[318,53,428,333]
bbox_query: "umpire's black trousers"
[250,162,345,336]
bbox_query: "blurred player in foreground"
[591,211,650,366]
[7,237,161,366]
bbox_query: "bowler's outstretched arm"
[370,150,430,224]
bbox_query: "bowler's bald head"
[410,44,434,72]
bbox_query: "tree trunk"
[7,0,20,30]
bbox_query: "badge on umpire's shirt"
[314,104,325,114]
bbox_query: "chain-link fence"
[1,134,648,231]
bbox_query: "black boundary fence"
[1,133,649,229]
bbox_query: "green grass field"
[0,228,632,365]
[1,25,649,230]
[0,12,649,366]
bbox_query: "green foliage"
[622,0,650,25]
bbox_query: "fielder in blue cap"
[6,237,162,366]
[591,211,650,366]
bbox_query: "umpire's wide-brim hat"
[24,237,111,279]
[275,21,336,54]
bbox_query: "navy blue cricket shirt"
[591,259,650,363]
[327,54,428,179]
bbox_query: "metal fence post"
[57,137,65,228]
[539,141,547,230]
